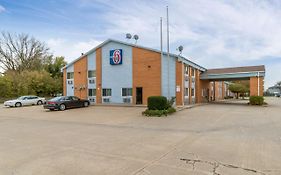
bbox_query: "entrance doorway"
[136,87,143,104]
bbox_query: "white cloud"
[46,0,280,88]
[88,0,281,88]
[47,38,102,62]
[0,5,5,13]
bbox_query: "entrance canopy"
[200,65,265,81]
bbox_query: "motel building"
[62,39,265,106]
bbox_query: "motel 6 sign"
[110,49,123,65]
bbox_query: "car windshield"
[17,96,27,100]
[49,97,62,101]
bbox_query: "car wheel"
[37,100,43,105]
[15,102,22,107]
[59,104,66,111]
[84,101,89,107]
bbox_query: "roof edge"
[62,39,206,71]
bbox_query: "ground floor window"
[184,88,189,96]
[102,89,112,96]
[191,88,195,97]
[122,88,132,103]
[88,89,96,96]
[122,88,132,96]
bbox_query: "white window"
[185,75,189,81]
[88,70,96,78]
[191,88,195,97]
[102,89,112,97]
[122,88,132,97]
[122,88,132,103]
[67,72,74,79]
[191,68,195,77]
[185,65,189,75]
[67,80,73,84]
[88,89,96,96]
[184,88,189,97]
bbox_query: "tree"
[0,32,50,73]
[229,82,249,99]
[43,56,67,78]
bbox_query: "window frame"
[121,88,132,97]
[191,88,195,97]
[67,72,74,79]
[88,88,96,97]
[88,70,96,78]
[184,88,189,97]
[102,88,112,97]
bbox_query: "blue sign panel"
[110,49,123,65]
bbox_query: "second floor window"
[88,70,96,78]
[67,72,74,79]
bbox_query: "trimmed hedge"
[147,96,168,110]
[249,96,264,105]
[142,107,176,117]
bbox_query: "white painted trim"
[205,71,265,76]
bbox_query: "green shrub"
[167,107,176,114]
[147,96,168,110]
[142,107,176,117]
[249,96,264,105]
[166,97,176,108]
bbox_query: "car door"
[21,97,32,106]
[71,96,81,107]
[63,96,73,108]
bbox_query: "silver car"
[4,96,46,107]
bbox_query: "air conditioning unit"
[89,79,95,84]
[89,97,96,103]
[123,97,131,103]
[103,98,110,103]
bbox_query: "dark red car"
[44,96,90,111]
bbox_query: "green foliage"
[167,96,176,108]
[249,96,264,105]
[0,70,63,98]
[142,107,176,117]
[229,83,249,94]
[43,56,67,78]
[229,82,249,99]
[147,96,168,110]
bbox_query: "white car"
[4,96,46,107]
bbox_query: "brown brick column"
[96,48,102,103]
[176,61,184,106]
[189,67,192,104]
[250,77,264,96]
[74,56,88,99]
[63,69,66,96]
[195,69,200,103]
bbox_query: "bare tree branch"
[0,31,50,73]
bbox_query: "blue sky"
[0,0,280,88]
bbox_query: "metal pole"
[160,17,163,56]
[160,17,163,96]
[167,6,170,99]
[257,72,260,96]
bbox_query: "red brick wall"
[74,56,88,99]
[132,47,161,105]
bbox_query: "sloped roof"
[62,39,206,71]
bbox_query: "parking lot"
[0,98,280,175]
